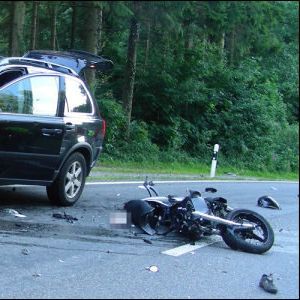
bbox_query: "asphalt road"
[0,180,299,299]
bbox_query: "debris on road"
[146,265,159,272]
[257,195,281,209]
[259,273,278,294]
[32,273,41,277]
[21,248,29,255]
[143,238,152,244]
[270,186,278,191]
[1,208,26,218]
[52,212,78,223]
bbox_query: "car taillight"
[101,119,106,138]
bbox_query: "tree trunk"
[220,32,225,54]
[50,3,57,50]
[9,1,26,56]
[97,7,103,53]
[82,2,98,91]
[229,30,235,66]
[30,1,39,50]
[144,20,150,66]
[122,16,139,136]
[185,23,194,51]
[70,1,77,49]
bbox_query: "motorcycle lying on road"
[124,178,274,254]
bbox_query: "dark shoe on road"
[259,273,278,294]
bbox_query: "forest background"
[0,1,298,177]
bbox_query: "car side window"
[0,75,59,116]
[0,69,26,88]
[64,77,92,114]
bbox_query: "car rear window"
[64,77,92,114]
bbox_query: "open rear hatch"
[23,50,113,79]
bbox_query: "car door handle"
[41,128,63,136]
[65,123,75,131]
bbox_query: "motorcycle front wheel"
[221,209,274,254]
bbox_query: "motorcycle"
[124,177,274,254]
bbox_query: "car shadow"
[0,185,50,207]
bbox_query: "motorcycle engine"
[172,198,203,240]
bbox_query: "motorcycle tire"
[221,209,274,254]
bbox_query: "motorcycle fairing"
[124,199,157,235]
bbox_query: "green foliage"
[0,1,298,174]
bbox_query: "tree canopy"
[0,1,298,172]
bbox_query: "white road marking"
[162,236,222,256]
[0,180,296,189]
[86,180,298,185]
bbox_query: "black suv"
[0,50,112,206]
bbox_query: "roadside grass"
[91,159,299,181]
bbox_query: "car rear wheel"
[47,152,87,206]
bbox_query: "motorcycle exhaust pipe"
[192,211,254,228]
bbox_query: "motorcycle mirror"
[205,187,217,193]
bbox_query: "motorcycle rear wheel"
[221,209,274,254]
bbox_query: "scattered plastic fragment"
[146,265,159,272]
[52,212,78,223]
[59,259,64,263]
[116,193,121,197]
[32,273,41,277]
[2,208,26,218]
[21,248,29,255]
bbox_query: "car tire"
[47,152,87,206]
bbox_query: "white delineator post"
[210,144,219,178]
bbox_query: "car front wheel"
[47,152,87,206]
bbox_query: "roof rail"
[0,57,78,76]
